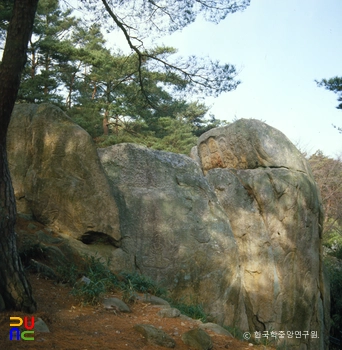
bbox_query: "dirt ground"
[0,273,276,350]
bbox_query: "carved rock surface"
[198,120,329,349]
[7,104,120,241]
[98,143,243,325]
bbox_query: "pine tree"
[18,0,78,104]
[316,76,342,110]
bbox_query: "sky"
[3,0,341,157]
[143,0,342,158]
[73,1,342,158]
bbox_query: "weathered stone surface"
[35,318,50,333]
[197,118,311,174]
[98,143,242,325]
[190,145,201,165]
[138,295,170,306]
[134,324,176,348]
[29,259,57,279]
[7,104,120,242]
[103,298,131,312]
[201,119,329,349]
[180,314,202,324]
[8,106,329,349]
[199,322,233,337]
[157,308,181,318]
[77,276,91,286]
[181,328,213,350]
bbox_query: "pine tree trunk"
[103,116,109,135]
[0,143,36,312]
[0,0,39,312]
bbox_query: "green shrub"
[166,295,207,322]
[223,325,245,341]
[171,301,207,322]
[65,257,210,325]
[71,255,119,304]
[323,228,342,259]
[119,271,167,298]
[55,262,79,285]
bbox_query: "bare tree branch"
[96,0,242,107]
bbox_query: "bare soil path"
[0,274,276,350]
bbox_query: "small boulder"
[29,259,57,280]
[138,294,170,306]
[199,322,233,337]
[134,324,176,348]
[35,318,50,333]
[157,307,181,318]
[78,276,91,285]
[102,297,131,313]
[182,328,213,350]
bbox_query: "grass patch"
[55,254,211,324]
[119,272,167,297]
[119,272,167,304]
[168,300,207,322]
[223,325,245,341]
[68,255,120,304]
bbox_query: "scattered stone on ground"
[134,324,176,348]
[34,318,50,333]
[181,327,213,350]
[29,259,57,280]
[102,298,131,313]
[137,294,170,306]
[0,272,276,350]
[199,322,233,337]
[157,307,181,318]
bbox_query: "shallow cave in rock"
[79,231,120,247]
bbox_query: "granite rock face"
[7,106,329,348]
[195,119,329,349]
[7,104,120,242]
[196,118,311,174]
[98,143,242,325]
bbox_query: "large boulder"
[7,104,120,242]
[98,143,244,325]
[195,119,329,349]
[197,118,311,174]
[7,105,329,349]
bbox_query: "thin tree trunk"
[0,0,39,312]
[92,82,97,100]
[103,111,109,135]
[29,39,36,79]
